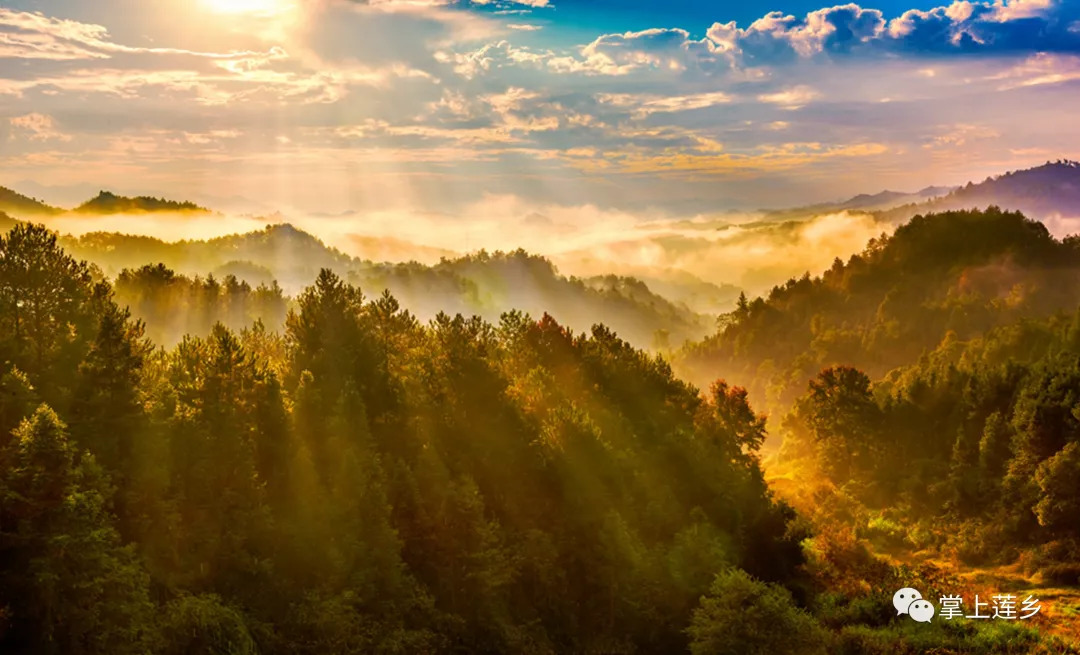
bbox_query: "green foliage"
[0,223,99,404]
[794,366,882,485]
[0,187,61,217]
[833,620,1054,655]
[1034,442,1080,537]
[4,211,1078,652]
[0,231,804,653]
[687,569,828,655]
[0,366,37,439]
[679,208,1080,419]
[114,264,287,345]
[779,309,1080,562]
[63,227,712,349]
[0,406,155,654]
[75,191,208,214]
[158,594,258,655]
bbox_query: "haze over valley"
[4,160,1080,350]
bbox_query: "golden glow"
[201,0,289,15]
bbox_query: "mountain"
[62,222,713,348]
[75,190,210,214]
[763,185,955,219]
[878,160,1080,224]
[676,206,1080,418]
[7,180,107,208]
[836,185,955,210]
[0,186,61,216]
[0,210,18,232]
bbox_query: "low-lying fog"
[39,194,893,302]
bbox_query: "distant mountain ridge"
[765,185,955,218]
[0,186,210,216]
[60,222,713,348]
[0,186,61,216]
[877,160,1080,223]
[6,160,1079,222]
[764,160,1080,222]
[75,191,210,215]
[837,185,955,210]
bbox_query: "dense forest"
[777,302,1080,570]
[61,225,714,348]
[74,191,210,215]
[0,222,801,654]
[0,187,209,216]
[674,206,1080,651]
[678,207,1080,419]
[0,188,61,217]
[3,208,1080,653]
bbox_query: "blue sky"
[2,0,1080,217]
[471,0,949,40]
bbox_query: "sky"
[2,0,1080,216]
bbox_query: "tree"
[1034,442,1080,538]
[0,406,155,654]
[735,292,749,319]
[158,594,257,655]
[704,381,767,456]
[0,366,37,441]
[1011,355,1080,473]
[686,569,827,655]
[0,224,98,401]
[979,411,1013,479]
[69,300,150,476]
[794,366,882,484]
[155,325,271,594]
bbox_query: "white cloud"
[595,91,733,117]
[757,85,820,109]
[9,113,71,141]
[0,8,285,61]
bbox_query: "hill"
[0,210,18,232]
[0,222,804,654]
[75,190,210,214]
[0,186,61,216]
[62,222,712,348]
[763,185,954,219]
[878,160,1080,224]
[762,160,1080,227]
[836,185,954,210]
[676,207,1080,418]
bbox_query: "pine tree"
[0,406,155,654]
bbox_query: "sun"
[201,0,289,15]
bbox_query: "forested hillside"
[63,224,712,348]
[678,207,1080,419]
[75,191,210,214]
[4,214,1078,653]
[780,305,1080,571]
[0,186,60,216]
[876,161,1080,225]
[0,186,206,216]
[0,223,802,654]
[4,212,1080,653]
[0,210,16,233]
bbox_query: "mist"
[36,195,893,306]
